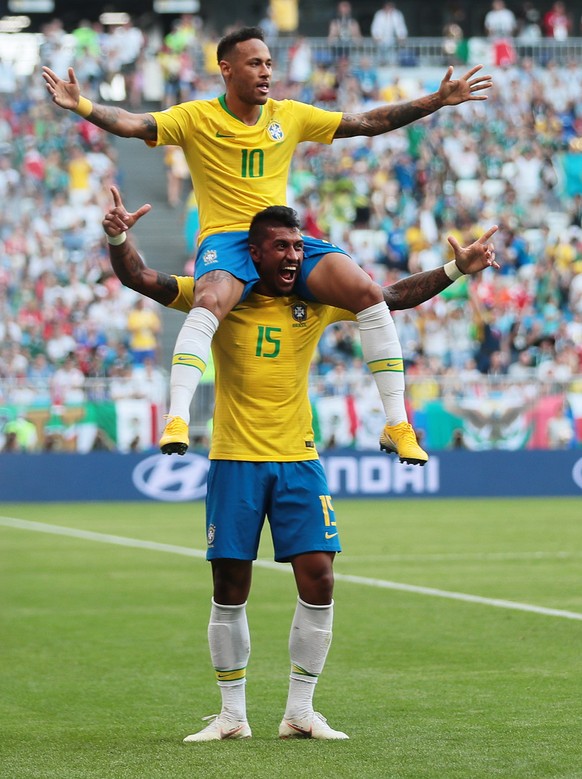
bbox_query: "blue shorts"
[205,460,341,563]
[195,232,351,302]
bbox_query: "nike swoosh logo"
[325,532,338,540]
[220,724,247,739]
[216,132,235,138]
[286,722,312,736]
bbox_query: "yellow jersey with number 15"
[168,276,354,461]
[149,97,342,244]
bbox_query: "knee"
[299,567,335,605]
[194,274,242,321]
[194,286,226,320]
[212,562,251,605]
[353,280,383,312]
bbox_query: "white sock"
[207,599,251,722]
[168,307,219,424]
[284,598,333,720]
[356,302,407,426]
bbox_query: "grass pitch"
[1,498,582,779]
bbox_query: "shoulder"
[159,98,216,116]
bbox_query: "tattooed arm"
[103,187,179,306]
[384,226,499,310]
[42,66,157,141]
[334,65,492,139]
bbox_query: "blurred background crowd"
[1,0,582,452]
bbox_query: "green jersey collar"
[218,94,263,124]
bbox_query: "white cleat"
[278,711,349,740]
[183,714,252,743]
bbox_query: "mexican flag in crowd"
[0,399,158,452]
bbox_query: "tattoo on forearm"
[110,243,141,283]
[384,268,450,310]
[335,94,442,138]
[90,104,126,130]
[109,244,177,304]
[88,106,157,140]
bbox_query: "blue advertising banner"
[1,450,582,502]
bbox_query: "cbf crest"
[267,121,284,141]
[202,249,218,266]
[292,302,307,322]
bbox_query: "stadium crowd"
[1,10,581,451]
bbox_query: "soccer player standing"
[44,27,492,466]
[103,186,498,741]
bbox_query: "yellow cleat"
[159,415,189,455]
[379,421,428,466]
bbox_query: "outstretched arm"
[384,225,499,310]
[334,65,492,139]
[42,66,157,140]
[103,186,179,305]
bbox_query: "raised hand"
[41,66,83,110]
[438,64,493,106]
[448,225,500,275]
[102,186,152,238]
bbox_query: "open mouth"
[257,82,270,94]
[279,264,298,284]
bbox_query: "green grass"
[1,498,582,779]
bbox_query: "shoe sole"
[183,733,252,742]
[161,442,189,455]
[380,442,427,466]
[279,729,348,740]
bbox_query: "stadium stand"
[0,18,581,451]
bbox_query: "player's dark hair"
[249,206,301,245]
[217,26,265,62]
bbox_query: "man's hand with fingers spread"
[42,66,82,111]
[438,64,493,106]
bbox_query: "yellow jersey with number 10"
[149,97,342,243]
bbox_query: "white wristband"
[443,260,463,281]
[107,232,127,246]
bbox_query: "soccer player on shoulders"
[44,28,492,466]
[103,187,498,742]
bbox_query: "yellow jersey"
[149,97,342,243]
[169,275,354,461]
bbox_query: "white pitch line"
[339,550,580,563]
[2,516,582,622]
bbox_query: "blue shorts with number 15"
[195,232,351,301]
[205,460,341,563]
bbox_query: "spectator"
[287,37,313,86]
[0,56,17,95]
[328,1,362,61]
[269,0,299,35]
[2,417,38,452]
[258,7,279,45]
[484,0,517,38]
[46,323,77,365]
[371,2,408,64]
[51,354,86,404]
[547,405,575,448]
[126,299,161,365]
[516,2,542,39]
[164,146,190,208]
[542,1,572,39]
